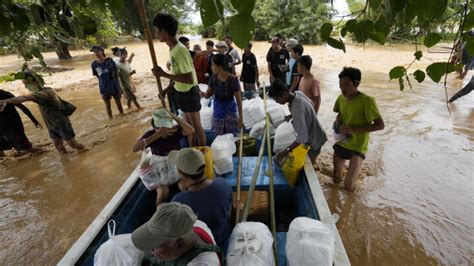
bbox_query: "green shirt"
[333,92,381,154]
[115,60,133,91]
[170,42,198,92]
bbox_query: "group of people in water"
[1,12,471,265]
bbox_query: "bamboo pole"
[235,128,244,224]
[135,0,167,108]
[241,128,267,222]
[263,83,278,264]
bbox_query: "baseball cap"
[90,45,104,52]
[131,202,197,250]
[152,108,173,128]
[285,38,298,48]
[216,41,227,48]
[168,148,205,175]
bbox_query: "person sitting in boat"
[132,108,195,206]
[269,79,327,164]
[200,54,244,136]
[168,148,232,249]
[132,202,223,265]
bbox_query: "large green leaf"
[464,11,474,30]
[344,19,357,32]
[413,70,425,83]
[327,37,346,53]
[465,38,474,57]
[369,0,382,10]
[389,0,408,14]
[320,23,333,42]
[106,0,123,10]
[414,51,422,60]
[424,33,441,48]
[389,66,406,79]
[228,14,255,48]
[200,0,223,27]
[230,0,256,15]
[426,62,461,82]
[370,32,385,45]
[8,4,30,32]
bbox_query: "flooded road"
[0,41,473,265]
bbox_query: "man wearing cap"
[152,13,206,147]
[90,45,124,119]
[266,36,290,84]
[169,148,233,249]
[240,42,260,99]
[132,202,223,264]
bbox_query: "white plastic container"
[286,217,335,266]
[227,222,275,266]
[273,121,297,152]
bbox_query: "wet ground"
[0,40,473,265]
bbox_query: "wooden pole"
[235,128,244,224]
[241,128,267,222]
[135,0,167,108]
[263,83,278,265]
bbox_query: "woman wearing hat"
[200,54,244,135]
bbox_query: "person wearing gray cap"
[168,148,233,249]
[132,202,223,264]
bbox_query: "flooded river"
[0,41,472,265]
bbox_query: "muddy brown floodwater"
[0,40,473,265]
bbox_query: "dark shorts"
[49,123,76,141]
[101,93,121,101]
[0,131,32,151]
[333,144,366,160]
[175,86,201,113]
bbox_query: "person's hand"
[238,117,244,129]
[35,123,43,130]
[166,61,172,71]
[130,69,136,75]
[284,115,292,122]
[152,66,166,78]
[340,125,353,134]
[130,52,135,57]
[155,127,178,138]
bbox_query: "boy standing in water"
[90,45,124,119]
[152,13,206,146]
[240,42,260,99]
[116,48,141,110]
[297,55,321,114]
[332,67,384,192]
[288,43,303,92]
[0,71,85,154]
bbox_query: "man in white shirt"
[224,36,241,75]
[132,202,222,265]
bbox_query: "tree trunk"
[55,41,72,60]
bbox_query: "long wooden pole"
[235,128,244,224]
[263,83,278,264]
[135,0,167,108]
[241,128,267,222]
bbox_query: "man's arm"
[127,53,135,64]
[152,66,194,84]
[341,118,385,134]
[16,103,41,127]
[289,76,300,92]
[313,95,321,114]
[132,128,177,152]
[167,110,195,136]
[0,95,35,105]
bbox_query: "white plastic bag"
[138,149,180,190]
[273,121,297,152]
[227,222,275,266]
[249,120,274,139]
[211,134,236,175]
[94,220,144,266]
[286,217,335,266]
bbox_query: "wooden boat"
[58,134,350,265]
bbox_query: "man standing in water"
[0,71,85,154]
[90,45,124,119]
[0,89,43,156]
[267,36,290,84]
[332,67,384,192]
[151,13,206,146]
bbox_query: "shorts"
[49,123,76,141]
[0,131,32,151]
[333,144,366,160]
[175,86,201,113]
[101,93,121,101]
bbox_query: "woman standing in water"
[116,48,141,110]
[200,54,243,135]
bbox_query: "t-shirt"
[333,92,382,154]
[31,88,70,130]
[188,220,220,265]
[226,47,241,64]
[291,91,327,151]
[0,90,25,134]
[139,126,183,156]
[299,75,321,108]
[266,48,290,78]
[172,178,233,248]
[170,43,198,92]
[91,58,122,96]
[241,52,257,83]
[115,60,133,91]
[208,75,240,102]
